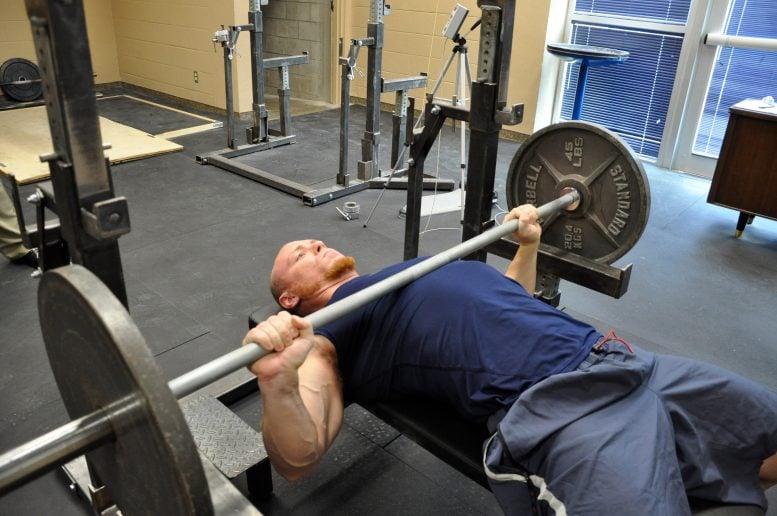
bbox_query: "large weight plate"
[506,121,650,263]
[38,265,213,515]
[0,58,43,102]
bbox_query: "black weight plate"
[38,265,213,515]
[506,121,650,264]
[0,58,43,102]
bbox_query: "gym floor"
[1,86,776,514]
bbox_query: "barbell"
[0,121,650,513]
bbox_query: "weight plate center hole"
[560,187,581,211]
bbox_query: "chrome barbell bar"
[0,189,579,495]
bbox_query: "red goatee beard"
[325,255,356,281]
[292,256,356,299]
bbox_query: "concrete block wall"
[263,0,331,102]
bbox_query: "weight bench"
[179,394,272,500]
[247,306,766,515]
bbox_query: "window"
[693,0,777,157]
[558,1,692,159]
[573,0,690,24]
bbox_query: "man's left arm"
[503,204,541,294]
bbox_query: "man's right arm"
[503,204,541,294]
[243,313,344,481]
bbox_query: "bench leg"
[246,458,273,501]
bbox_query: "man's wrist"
[258,367,300,392]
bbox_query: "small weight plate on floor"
[38,265,213,515]
[0,58,43,102]
[506,121,650,263]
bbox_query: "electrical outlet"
[193,71,199,84]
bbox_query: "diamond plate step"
[181,394,268,479]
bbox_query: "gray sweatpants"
[483,342,777,515]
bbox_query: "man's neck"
[301,273,359,316]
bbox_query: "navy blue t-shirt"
[316,258,602,422]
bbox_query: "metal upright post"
[277,65,292,136]
[25,0,129,307]
[391,93,412,171]
[455,40,472,221]
[248,0,269,144]
[338,39,354,187]
[462,2,516,262]
[360,0,384,181]
[223,31,237,149]
[404,100,448,260]
[23,0,133,509]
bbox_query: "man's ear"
[278,290,300,311]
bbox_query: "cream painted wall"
[110,0,242,110]
[0,1,36,64]
[0,0,120,85]
[85,0,121,84]
[341,0,568,137]
[344,1,482,107]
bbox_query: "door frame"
[658,0,730,178]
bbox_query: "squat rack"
[401,0,634,305]
[13,0,267,512]
[196,1,310,188]
[199,0,455,207]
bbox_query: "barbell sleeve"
[168,189,580,399]
[0,407,113,496]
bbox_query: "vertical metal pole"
[391,90,409,170]
[23,0,130,504]
[25,0,128,306]
[361,0,383,180]
[462,81,500,263]
[278,65,292,136]
[338,40,352,187]
[458,47,469,222]
[248,0,268,144]
[405,97,415,151]
[461,5,503,262]
[224,39,237,149]
[493,0,515,110]
[404,101,446,260]
[571,62,589,120]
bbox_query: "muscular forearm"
[259,373,327,481]
[244,316,343,481]
[505,241,538,294]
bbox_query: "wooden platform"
[0,104,183,184]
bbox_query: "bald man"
[244,204,777,515]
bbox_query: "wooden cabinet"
[707,99,777,236]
